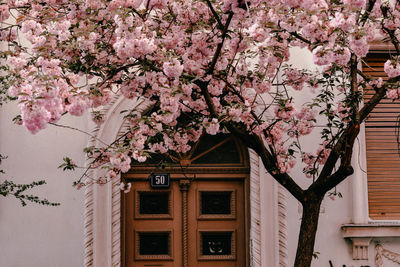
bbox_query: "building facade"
[1,51,400,267]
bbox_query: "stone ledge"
[342,223,400,238]
[341,223,400,260]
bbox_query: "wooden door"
[123,176,246,267]
[124,179,182,267]
[188,179,246,267]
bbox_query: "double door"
[123,176,247,267]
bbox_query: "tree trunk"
[294,196,323,267]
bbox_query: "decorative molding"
[84,95,151,267]
[351,238,371,260]
[249,150,261,267]
[376,244,400,267]
[342,223,400,238]
[342,223,400,260]
[83,92,121,267]
[278,185,288,267]
[83,182,94,267]
[111,177,121,267]
[84,96,288,267]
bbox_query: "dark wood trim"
[126,166,250,175]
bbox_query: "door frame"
[121,170,250,266]
[83,95,288,267]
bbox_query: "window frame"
[342,44,400,261]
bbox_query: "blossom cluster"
[2,0,400,186]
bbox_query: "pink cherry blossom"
[384,59,400,78]
[343,0,366,9]
[205,118,220,135]
[313,46,333,66]
[66,96,90,116]
[20,104,51,134]
[349,35,369,58]
[332,47,351,66]
[316,142,331,165]
[119,182,132,193]
[163,59,184,79]
[285,69,309,91]
[2,0,400,189]
[275,103,297,121]
[110,153,131,173]
[386,89,399,100]
[0,4,9,22]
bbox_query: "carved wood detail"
[179,180,191,267]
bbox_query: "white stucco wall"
[0,102,88,267]
[1,46,400,267]
[2,100,400,267]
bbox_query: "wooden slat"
[363,54,400,220]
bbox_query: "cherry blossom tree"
[1,0,400,266]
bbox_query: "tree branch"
[225,125,305,202]
[311,59,400,194]
[207,11,234,75]
[205,0,223,29]
[194,11,234,118]
[360,0,377,25]
[308,120,359,195]
[308,165,354,197]
[381,5,400,54]
[194,79,217,117]
[310,55,360,195]
[359,75,400,122]
[382,26,400,54]
[289,31,311,45]
[49,122,109,147]
[357,68,370,82]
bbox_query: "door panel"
[189,180,245,267]
[124,178,246,267]
[125,181,182,267]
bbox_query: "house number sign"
[150,173,170,188]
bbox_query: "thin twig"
[49,122,109,146]
[289,31,312,45]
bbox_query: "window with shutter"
[363,53,400,220]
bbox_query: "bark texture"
[294,195,323,267]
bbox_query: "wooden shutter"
[364,53,400,220]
